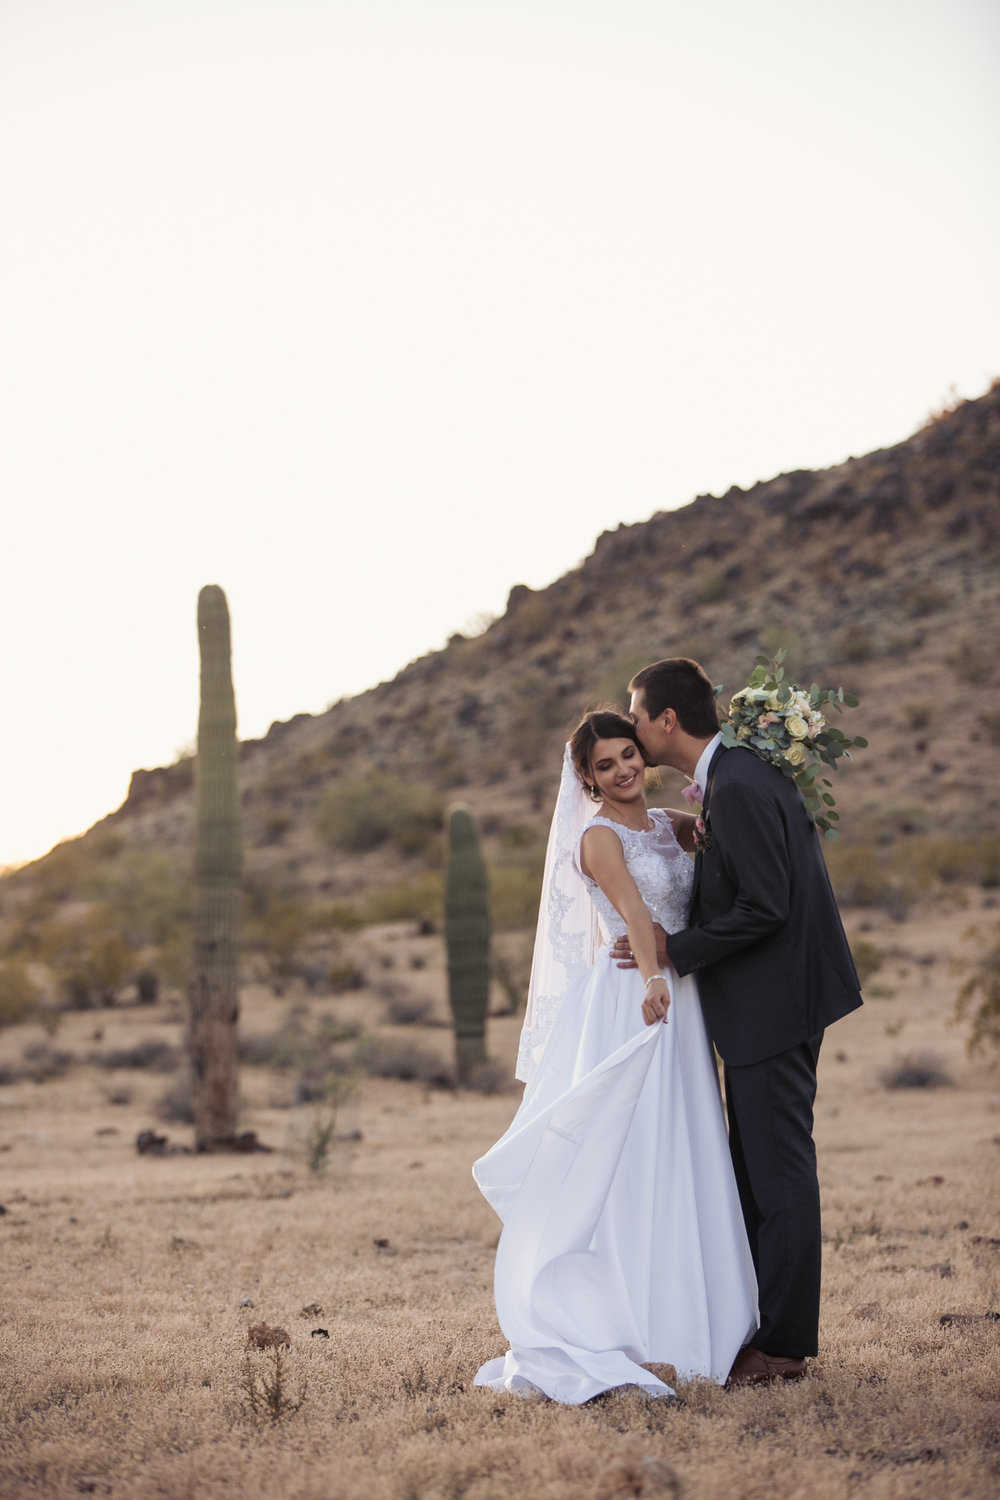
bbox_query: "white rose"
[785,714,809,740]
[785,740,808,766]
[766,692,782,710]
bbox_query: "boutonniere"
[693,814,712,855]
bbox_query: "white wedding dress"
[473,809,758,1404]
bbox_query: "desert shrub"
[489,860,545,931]
[355,1037,453,1087]
[304,1076,358,1173]
[0,960,41,1026]
[364,874,443,925]
[134,968,159,1005]
[910,833,1000,888]
[244,894,311,993]
[156,1073,194,1123]
[20,1042,75,1083]
[461,1058,512,1095]
[830,625,876,664]
[317,774,443,858]
[696,567,741,605]
[901,581,948,617]
[980,710,1000,747]
[849,938,884,988]
[328,961,366,993]
[382,991,434,1026]
[90,1039,179,1072]
[903,702,934,730]
[58,927,134,1009]
[878,1052,953,1089]
[953,920,1000,1054]
[491,940,533,1014]
[826,844,910,916]
[947,635,994,685]
[257,810,294,846]
[312,902,364,932]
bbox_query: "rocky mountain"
[3,382,999,955]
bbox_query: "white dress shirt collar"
[693,732,723,798]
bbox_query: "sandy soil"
[1,896,998,1499]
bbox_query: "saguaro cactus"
[444,804,490,1085]
[189,584,242,1149]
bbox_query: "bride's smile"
[589,738,648,823]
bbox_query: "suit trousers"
[723,1033,824,1357]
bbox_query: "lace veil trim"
[515,744,601,1084]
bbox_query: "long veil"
[515,744,601,1083]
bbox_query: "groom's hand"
[611,925,669,968]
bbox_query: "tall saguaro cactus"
[444,804,490,1085]
[190,585,242,1149]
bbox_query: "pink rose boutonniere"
[693,815,712,855]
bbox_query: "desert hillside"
[1,384,998,1004]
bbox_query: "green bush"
[849,937,885,988]
[0,961,41,1027]
[488,862,545,931]
[363,874,443,925]
[953,920,1000,1054]
[826,844,909,915]
[830,625,876,665]
[317,774,444,858]
[901,581,948,618]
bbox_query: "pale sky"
[1,0,997,868]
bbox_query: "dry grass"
[1,899,999,1500]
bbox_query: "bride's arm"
[579,826,670,1026]
[663,809,698,854]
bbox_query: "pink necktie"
[681,781,703,808]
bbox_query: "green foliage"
[305,1075,357,1174]
[826,844,910,916]
[721,650,866,838]
[59,922,135,1009]
[901,581,949,618]
[849,937,885,988]
[444,805,490,1085]
[363,874,443,925]
[830,625,876,665]
[0,961,41,1026]
[488,860,545,932]
[317,774,444,858]
[903,702,933,731]
[953,921,1000,1054]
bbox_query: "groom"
[618,657,862,1386]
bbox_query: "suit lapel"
[690,744,727,910]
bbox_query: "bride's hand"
[641,975,670,1027]
[612,924,669,968]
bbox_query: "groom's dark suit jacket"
[668,744,862,1067]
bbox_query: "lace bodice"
[575,809,694,940]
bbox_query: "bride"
[473,710,758,1404]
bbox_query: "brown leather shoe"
[725,1346,807,1388]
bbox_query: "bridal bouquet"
[720,651,866,839]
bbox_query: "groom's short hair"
[629,658,720,737]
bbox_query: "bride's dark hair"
[569,709,643,801]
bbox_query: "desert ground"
[1,896,998,1500]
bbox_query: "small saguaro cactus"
[444,804,491,1085]
[189,584,243,1149]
